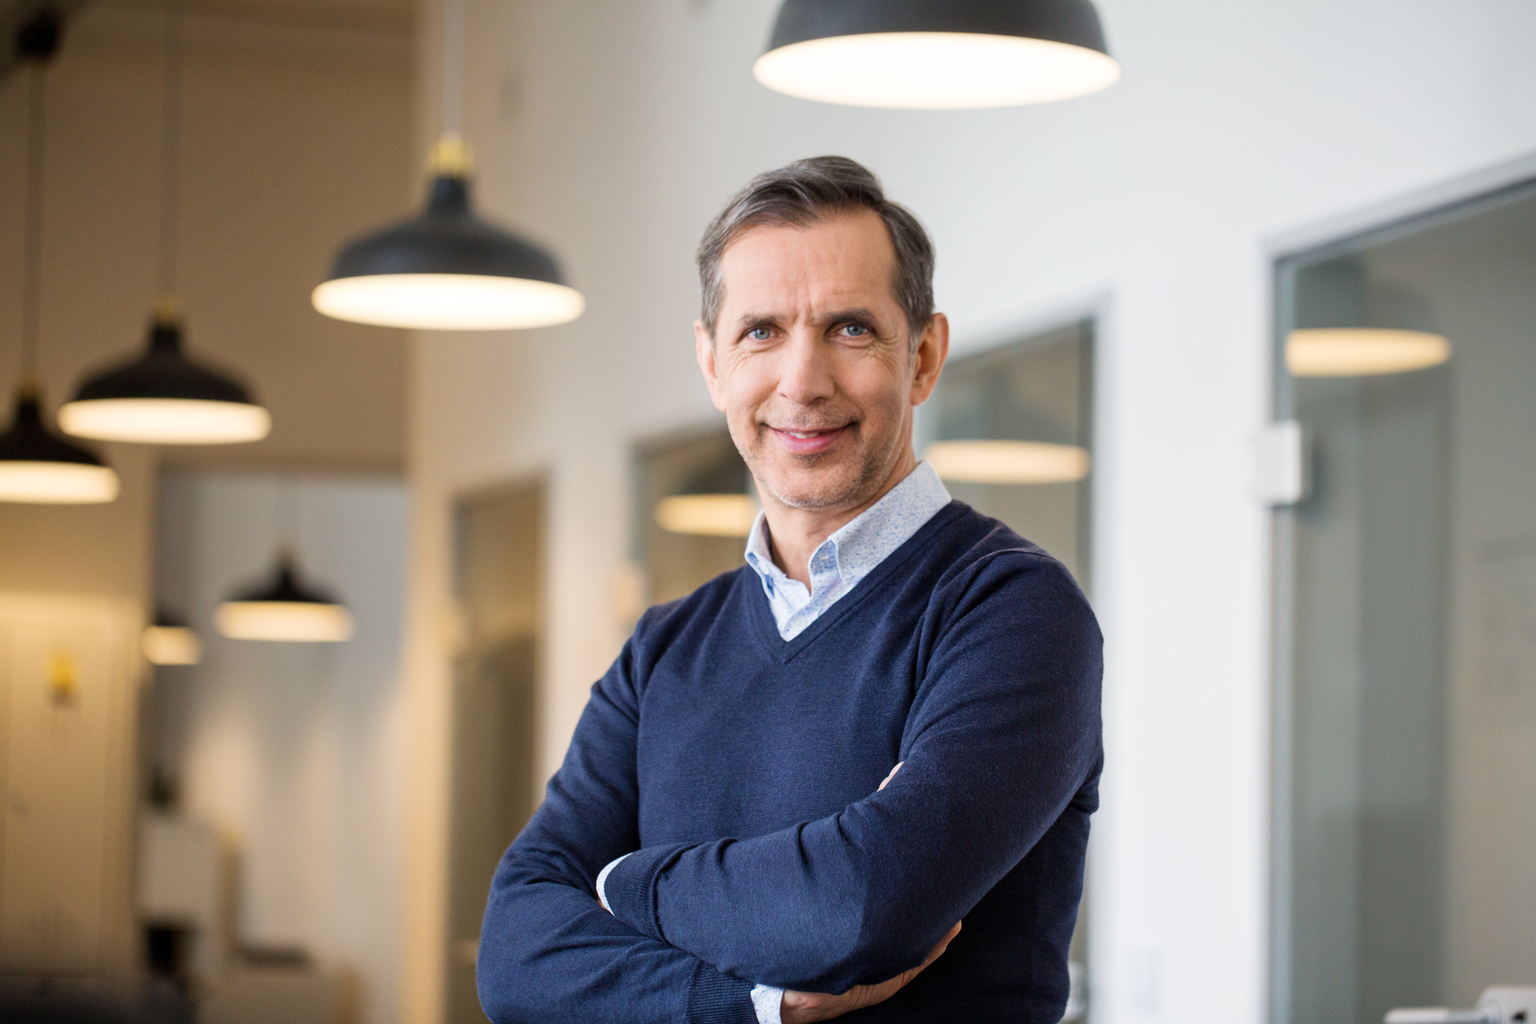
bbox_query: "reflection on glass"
[922,321,1093,590]
[924,319,1093,1020]
[1286,328,1451,377]
[654,493,759,537]
[633,429,753,610]
[1277,186,1536,1024]
[446,482,544,1024]
[926,439,1090,484]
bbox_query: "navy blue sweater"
[478,502,1103,1024]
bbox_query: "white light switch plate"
[1253,420,1310,506]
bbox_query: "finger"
[878,761,904,791]
[921,921,958,964]
[781,990,834,1011]
[781,989,847,1024]
[918,921,962,968]
[786,921,966,1021]
[876,921,965,995]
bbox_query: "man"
[477,157,1102,1024]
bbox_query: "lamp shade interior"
[654,493,760,537]
[215,600,354,643]
[1285,328,1452,377]
[0,460,120,503]
[142,624,202,665]
[61,317,270,444]
[314,165,583,331]
[61,398,271,445]
[312,273,584,331]
[926,440,1091,484]
[0,392,120,504]
[756,0,1120,109]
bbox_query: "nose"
[777,329,836,406]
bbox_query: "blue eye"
[841,324,870,337]
[747,327,772,341]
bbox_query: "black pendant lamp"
[62,300,270,445]
[311,0,582,331]
[60,6,271,445]
[755,0,1121,109]
[215,485,351,643]
[0,12,119,505]
[215,551,353,643]
[0,387,120,504]
[142,608,202,666]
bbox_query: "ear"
[695,320,728,413]
[909,312,950,407]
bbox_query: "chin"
[761,464,871,512]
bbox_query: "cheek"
[838,357,909,424]
[720,355,777,418]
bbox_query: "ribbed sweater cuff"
[688,960,758,1024]
[602,843,682,942]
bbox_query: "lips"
[767,424,850,456]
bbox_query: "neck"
[761,446,918,587]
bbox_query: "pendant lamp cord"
[19,62,47,388]
[159,1,183,299]
[441,0,464,135]
[278,480,299,555]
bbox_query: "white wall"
[401,1,1536,1022]
[155,470,409,1024]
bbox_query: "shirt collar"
[743,460,951,596]
[743,509,779,588]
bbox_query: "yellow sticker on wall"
[48,651,79,707]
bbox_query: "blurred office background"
[0,1,1534,1024]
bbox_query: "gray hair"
[697,156,935,347]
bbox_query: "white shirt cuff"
[751,983,784,1024]
[595,852,630,911]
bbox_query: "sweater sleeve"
[600,554,1103,994]
[476,629,758,1024]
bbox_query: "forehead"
[717,209,899,316]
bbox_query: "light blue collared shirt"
[744,460,952,641]
[600,461,952,1023]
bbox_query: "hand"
[778,921,961,1024]
[877,762,903,792]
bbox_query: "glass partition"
[922,321,1093,590]
[1274,181,1536,1024]
[447,481,545,1024]
[631,427,753,610]
[922,320,1095,1019]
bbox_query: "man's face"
[696,210,946,514]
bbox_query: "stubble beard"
[738,419,904,513]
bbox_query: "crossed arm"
[476,635,744,1024]
[476,557,1102,1024]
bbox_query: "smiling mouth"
[767,424,852,455]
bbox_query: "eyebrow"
[731,307,884,332]
[820,308,881,328]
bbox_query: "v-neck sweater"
[743,459,952,641]
[478,501,1103,1024]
